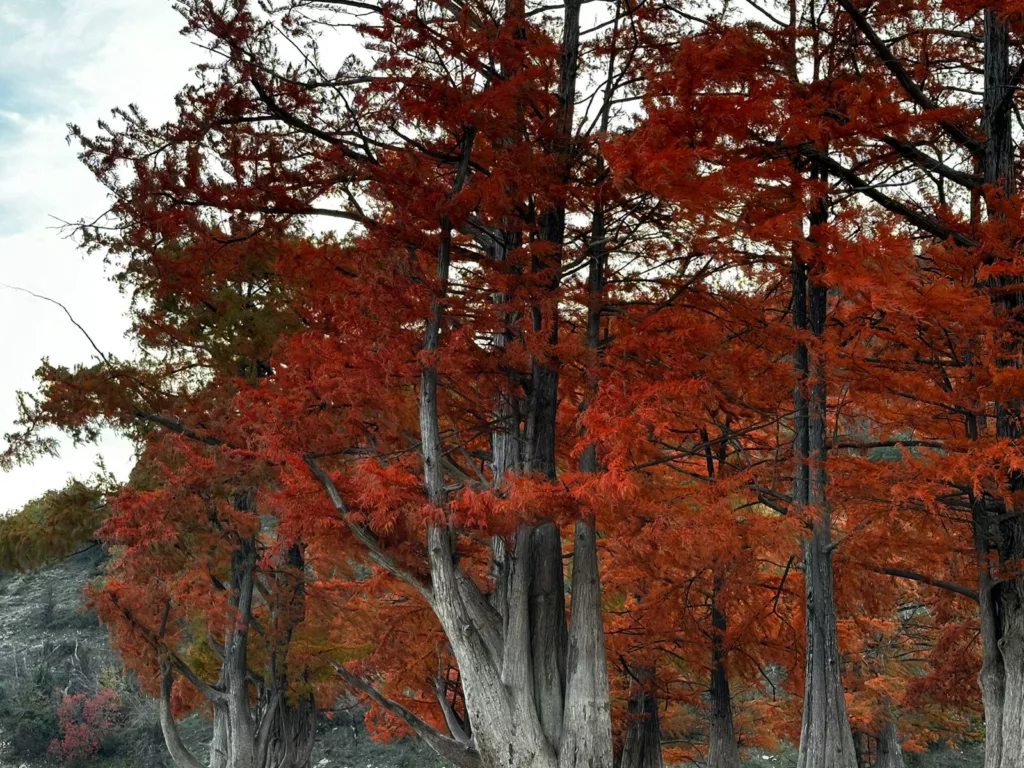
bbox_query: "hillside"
[0,548,439,768]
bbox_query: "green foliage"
[905,741,985,768]
[0,476,115,572]
[0,669,60,759]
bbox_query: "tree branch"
[879,136,981,190]
[332,663,481,768]
[799,146,978,247]
[834,0,982,155]
[869,565,978,601]
[454,569,504,667]
[433,676,473,746]
[303,454,433,602]
[159,665,210,768]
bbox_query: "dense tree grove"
[7,0,1024,766]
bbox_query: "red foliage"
[49,689,123,765]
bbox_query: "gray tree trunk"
[976,10,1024,768]
[159,536,317,768]
[793,188,857,768]
[559,520,614,768]
[618,667,662,768]
[210,706,230,768]
[875,721,905,768]
[400,0,613,764]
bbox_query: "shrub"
[0,684,60,759]
[49,687,123,765]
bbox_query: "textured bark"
[875,721,905,768]
[501,524,559,766]
[403,2,613,764]
[708,589,740,768]
[160,666,208,768]
[852,731,868,768]
[428,525,539,768]
[559,520,614,768]
[457,568,506,667]
[422,517,615,768]
[998,597,1024,768]
[977,11,1024,768]
[975,496,1006,768]
[158,536,317,768]
[526,0,582,480]
[531,522,569,745]
[489,536,510,632]
[618,667,662,768]
[258,545,317,768]
[793,191,857,768]
[227,544,258,768]
[210,706,230,768]
[419,126,476,508]
[797,528,857,768]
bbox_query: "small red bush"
[49,688,122,764]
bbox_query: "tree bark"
[559,519,614,768]
[160,665,208,768]
[793,184,858,768]
[531,521,569,745]
[392,2,614,765]
[618,667,662,768]
[708,587,740,768]
[210,705,230,768]
[875,721,905,768]
[158,536,319,768]
[977,10,1024,768]
[852,730,868,768]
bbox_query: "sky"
[0,0,197,513]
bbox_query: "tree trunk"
[793,189,858,768]
[210,706,229,768]
[875,721,905,768]
[423,516,615,768]
[708,587,740,768]
[618,667,662,768]
[797,526,857,768]
[159,536,318,768]
[531,522,569,745]
[977,9,1024,768]
[399,0,612,764]
[559,519,614,768]
[852,730,868,768]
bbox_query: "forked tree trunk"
[423,519,613,768]
[160,536,317,768]
[792,188,857,768]
[402,0,613,763]
[618,667,662,768]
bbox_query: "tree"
[34,0,701,763]
[3,0,1004,766]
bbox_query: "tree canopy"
[5,0,1024,767]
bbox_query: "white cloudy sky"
[0,0,197,513]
